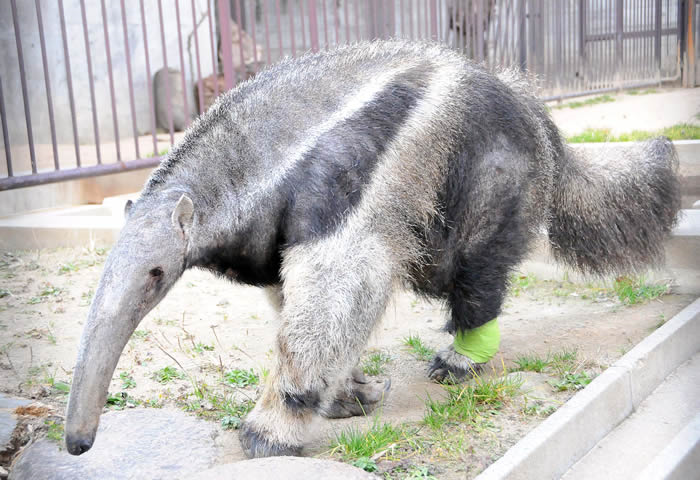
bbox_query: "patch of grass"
[331,420,415,460]
[27,283,62,304]
[554,94,615,110]
[193,342,214,354]
[58,262,80,274]
[120,372,136,389]
[423,372,522,430]
[403,334,435,362]
[549,348,579,376]
[362,351,391,376]
[511,353,549,373]
[567,123,700,143]
[224,368,259,387]
[509,273,537,297]
[153,366,186,384]
[613,276,669,305]
[45,420,64,444]
[0,288,11,298]
[651,314,667,331]
[132,329,151,340]
[404,466,439,479]
[105,391,140,410]
[550,372,593,391]
[627,88,658,95]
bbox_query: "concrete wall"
[0,0,214,149]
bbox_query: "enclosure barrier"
[0,0,696,191]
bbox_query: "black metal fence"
[0,0,696,191]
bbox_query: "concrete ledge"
[475,297,700,480]
[638,413,700,480]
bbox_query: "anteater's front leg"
[240,237,394,458]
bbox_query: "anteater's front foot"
[239,421,303,458]
[428,345,484,383]
[321,368,391,418]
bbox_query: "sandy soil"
[0,246,695,478]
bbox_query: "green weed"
[550,372,593,391]
[362,351,392,376]
[194,342,215,354]
[0,288,11,298]
[549,348,578,376]
[153,366,186,384]
[404,466,439,479]
[120,372,136,389]
[613,276,669,305]
[403,335,435,362]
[627,88,657,95]
[224,368,259,387]
[509,273,537,297]
[146,148,170,158]
[45,420,64,444]
[351,457,378,472]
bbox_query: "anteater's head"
[65,192,194,455]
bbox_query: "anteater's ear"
[172,194,194,237]
[124,200,133,217]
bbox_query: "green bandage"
[453,319,501,363]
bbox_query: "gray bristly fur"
[64,39,681,459]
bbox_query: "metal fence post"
[218,0,235,91]
[519,0,527,70]
[430,0,438,40]
[308,0,320,52]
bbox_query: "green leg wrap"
[452,318,501,364]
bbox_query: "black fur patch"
[282,68,429,244]
[239,423,302,458]
[282,390,321,412]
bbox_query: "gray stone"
[9,409,217,480]
[0,412,16,452]
[0,395,30,411]
[190,457,377,480]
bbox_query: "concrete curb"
[475,297,700,480]
[637,412,700,480]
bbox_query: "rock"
[1,394,30,461]
[0,411,16,454]
[9,409,217,480]
[0,465,8,479]
[190,457,377,480]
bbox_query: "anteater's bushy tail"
[548,137,681,275]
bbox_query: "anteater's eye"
[149,267,164,278]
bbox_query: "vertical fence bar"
[274,0,283,59]
[140,0,159,155]
[334,0,340,45]
[409,0,414,39]
[519,0,527,69]
[11,0,37,174]
[58,0,81,167]
[80,0,103,164]
[234,0,247,77]
[299,0,307,51]
[309,0,320,51]
[344,0,350,42]
[0,77,12,177]
[175,0,192,127]
[158,0,175,143]
[288,0,297,56]
[121,0,140,159]
[208,0,221,97]
[322,0,329,48]
[35,0,59,170]
[191,0,206,113]
[655,0,662,74]
[218,0,235,90]
[262,0,272,64]
[250,0,259,72]
[101,0,122,162]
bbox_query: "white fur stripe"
[237,66,413,217]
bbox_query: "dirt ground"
[0,246,695,479]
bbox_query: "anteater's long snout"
[65,432,95,456]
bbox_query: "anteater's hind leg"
[240,235,394,458]
[429,202,531,383]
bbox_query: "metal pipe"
[0,158,164,192]
[35,0,60,171]
[141,0,159,155]
[80,0,103,165]
[175,0,192,127]
[58,0,81,167]
[101,0,122,162]
[121,0,141,159]
[191,0,206,113]
[207,0,221,97]
[218,0,235,90]
[0,76,12,177]
[158,0,176,143]
[12,0,37,174]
